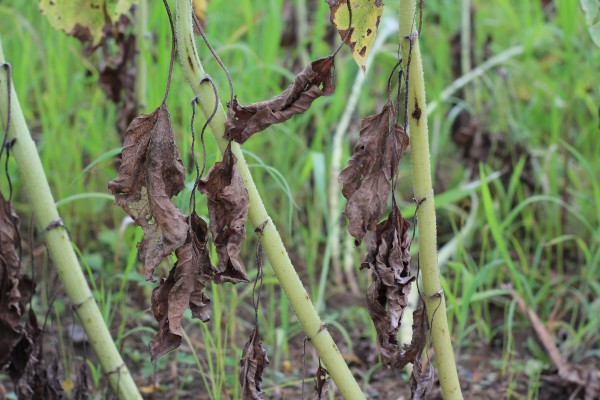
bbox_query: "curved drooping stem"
[0,37,142,400]
[398,1,464,398]
[175,1,365,399]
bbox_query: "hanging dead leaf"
[39,0,137,49]
[0,193,33,369]
[108,103,187,280]
[314,360,330,400]
[149,212,216,360]
[239,326,269,400]
[326,0,383,72]
[361,205,414,366]
[225,56,335,144]
[397,298,428,369]
[410,356,434,400]
[339,103,409,244]
[198,147,250,283]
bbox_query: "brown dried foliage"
[225,56,335,144]
[361,205,414,366]
[314,361,330,399]
[108,103,187,280]
[239,326,269,400]
[8,310,64,400]
[149,212,216,360]
[199,147,250,284]
[339,103,409,244]
[0,194,33,369]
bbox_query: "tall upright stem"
[175,1,365,399]
[398,1,463,398]
[0,38,142,400]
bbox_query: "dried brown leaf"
[149,212,216,360]
[225,56,335,144]
[239,326,269,399]
[108,103,187,280]
[0,193,33,369]
[314,361,329,400]
[9,310,64,400]
[398,298,428,369]
[361,204,414,366]
[339,103,409,244]
[410,356,434,400]
[198,147,250,283]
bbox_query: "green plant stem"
[398,1,464,398]
[0,37,142,400]
[175,1,365,399]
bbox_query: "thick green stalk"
[175,1,365,399]
[0,38,142,400]
[398,1,463,398]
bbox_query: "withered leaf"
[10,310,65,400]
[410,355,434,400]
[314,361,330,400]
[326,0,384,72]
[198,147,250,284]
[149,212,216,360]
[361,204,414,366]
[339,103,409,244]
[239,326,269,400]
[108,103,187,280]
[398,298,428,369]
[0,193,33,369]
[225,56,335,144]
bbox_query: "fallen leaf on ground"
[326,0,384,72]
[361,204,414,366]
[339,103,409,244]
[199,147,250,283]
[225,56,335,144]
[108,103,187,280]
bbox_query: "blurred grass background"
[0,0,599,398]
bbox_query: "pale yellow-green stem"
[398,1,464,398]
[175,1,365,399]
[0,37,142,400]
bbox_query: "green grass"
[1,0,599,398]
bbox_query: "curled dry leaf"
[410,355,434,400]
[72,362,90,400]
[225,56,335,144]
[398,298,428,369]
[199,147,250,283]
[314,361,330,400]
[239,326,269,400]
[149,212,216,360]
[0,193,33,369]
[361,204,414,366]
[339,102,409,244]
[108,103,187,280]
[326,0,384,72]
